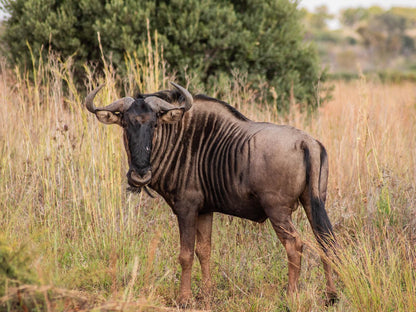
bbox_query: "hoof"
[177,295,193,309]
[325,292,339,306]
[195,293,211,310]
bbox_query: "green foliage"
[375,70,416,83]
[307,5,416,76]
[0,237,37,295]
[340,8,370,27]
[357,12,408,66]
[313,30,342,43]
[328,70,416,83]
[304,5,333,30]
[390,7,416,28]
[0,0,326,109]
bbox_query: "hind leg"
[300,192,337,301]
[265,205,303,295]
[323,258,337,304]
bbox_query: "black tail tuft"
[311,196,335,251]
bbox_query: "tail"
[301,141,335,252]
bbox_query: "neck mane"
[193,94,249,122]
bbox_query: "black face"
[122,99,157,188]
[86,82,191,191]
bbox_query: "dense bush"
[0,0,326,109]
[328,70,416,83]
[0,237,37,295]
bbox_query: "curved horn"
[96,97,135,112]
[144,82,193,113]
[85,84,104,113]
[170,82,193,111]
[85,84,134,113]
[145,96,178,112]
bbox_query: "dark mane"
[136,90,249,122]
[194,94,249,121]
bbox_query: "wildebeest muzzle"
[127,168,152,187]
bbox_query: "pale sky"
[299,0,416,13]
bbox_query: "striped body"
[148,94,325,225]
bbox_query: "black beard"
[126,185,155,198]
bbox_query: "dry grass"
[0,40,415,312]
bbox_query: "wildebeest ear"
[159,109,184,124]
[95,110,122,125]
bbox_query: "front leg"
[176,210,198,306]
[195,213,213,299]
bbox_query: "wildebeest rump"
[85,83,337,304]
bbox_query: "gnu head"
[85,82,193,189]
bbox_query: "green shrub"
[0,237,37,295]
[0,0,327,110]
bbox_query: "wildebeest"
[85,82,337,305]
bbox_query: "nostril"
[131,171,147,181]
[137,170,147,178]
